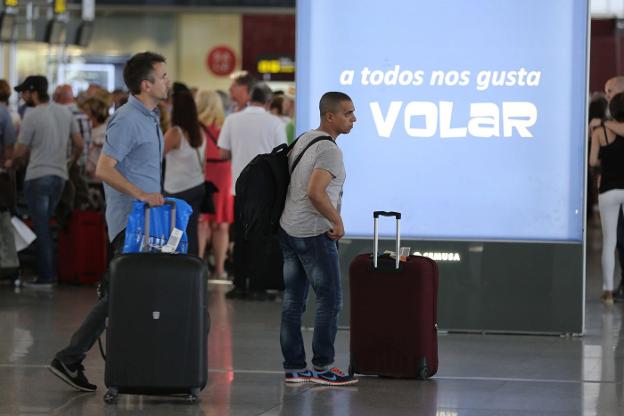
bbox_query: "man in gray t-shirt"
[278,92,358,386]
[5,75,83,289]
[280,132,345,237]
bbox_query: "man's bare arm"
[590,128,603,167]
[3,143,27,169]
[307,168,344,240]
[95,153,164,206]
[3,144,13,161]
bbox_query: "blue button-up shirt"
[102,95,163,241]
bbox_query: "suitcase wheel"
[417,356,429,380]
[103,387,118,404]
[186,394,198,403]
[187,388,200,403]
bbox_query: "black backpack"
[235,135,333,240]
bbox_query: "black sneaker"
[48,359,97,392]
[284,369,314,383]
[311,367,358,386]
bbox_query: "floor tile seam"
[2,364,621,386]
[0,364,285,375]
[434,375,621,384]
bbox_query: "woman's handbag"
[199,181,218,214]
[195,147,219,214]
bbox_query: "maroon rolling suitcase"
[58,210,108,284]
[349,211,439,379]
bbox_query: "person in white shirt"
[218,83,286,299]
[228,72,255,113]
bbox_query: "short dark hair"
[609,93,624,122]
[233,72,256,92]
[123,51,166,95]
[250,83,273,105]
[319,91,352,117]
[37,90,50,103]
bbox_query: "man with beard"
[5,75,83,289]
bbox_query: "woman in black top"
[590,92,624,304]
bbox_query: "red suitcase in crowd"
[58,210,108,284]
[349,211,439,379]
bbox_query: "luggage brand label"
[413,252,461,262]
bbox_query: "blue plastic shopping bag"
[122,197,192,254]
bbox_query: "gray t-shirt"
[17,102,79,181]
[280,130,345,238]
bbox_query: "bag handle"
[142,200,177,252]
[372,211,401,270]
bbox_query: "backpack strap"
[290,135,334,174]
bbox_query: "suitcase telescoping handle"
[373,211,401,270]
[141,200,177,252]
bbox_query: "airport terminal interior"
[0,219,621,415]
[2,0,624,415]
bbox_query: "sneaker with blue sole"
[284,369,314,383]
[311,368,358,386]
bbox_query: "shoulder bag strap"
[200,122,219,145]
[290,135,334,174]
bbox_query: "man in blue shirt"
[49,52,170,392]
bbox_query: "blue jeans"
[278,228,342,371]
[24,175,65,282]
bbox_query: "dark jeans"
[24,175,65,282]
[55,231,125,366]
[278,228,342,371]
[618,207,624,286]
[166,182,204,256]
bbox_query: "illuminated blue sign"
[296,0,588,242]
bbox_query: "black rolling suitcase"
[104,201,210,404]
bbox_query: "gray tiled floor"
[1,221,623,415]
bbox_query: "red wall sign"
[206,46,236,76]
